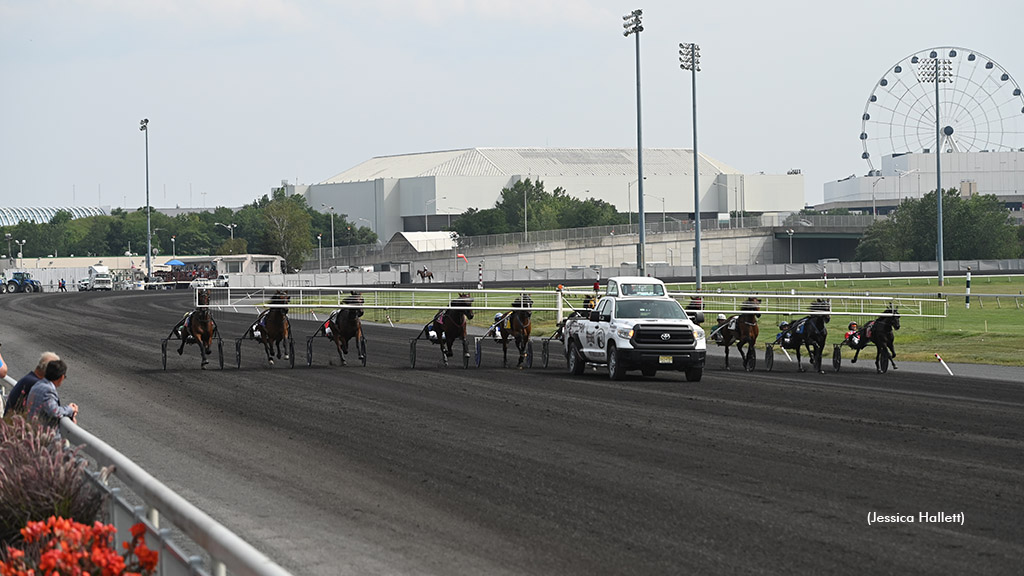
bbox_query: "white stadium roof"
[321,147,741,183]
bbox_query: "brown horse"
[175,288,216,368]
[417,268,434,283]
[496,294,533,368]
[425,293,474,366]
[254,290,291,366]
[713,297,761,371]
[324,292,365,366]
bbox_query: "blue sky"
[2,0,1022,212]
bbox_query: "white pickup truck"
[563,276,706,381]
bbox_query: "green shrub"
[0,415,104,545]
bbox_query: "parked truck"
[88,265,113,291]
[563,276,707,381]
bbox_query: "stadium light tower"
[139,119,152,281]
[679,41,702,289]
[919,53,952,286]
[623,8,646,275]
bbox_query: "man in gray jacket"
[25,359,78,434]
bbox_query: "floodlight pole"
[680,42,701,289]
[623,9,646,275]
[922,54,952,286]
[140,119,151,281]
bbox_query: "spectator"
[25,359,78,434]
[0,341,7,380]
[4,351,59,417]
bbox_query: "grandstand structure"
[0,206,107,226]
[289,147,805,243]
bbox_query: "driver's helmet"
[717,313,727,322]
[848,322,858,330]
[494,313,503,323]
[779,321,790,330]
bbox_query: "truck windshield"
[615,299,687,320]
[618,283,665,296]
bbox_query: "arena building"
[291,147,805,242]
[0,206,107,226]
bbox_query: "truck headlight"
[617,327,634,339]
[694,327,706,340]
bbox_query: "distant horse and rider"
[712,296,761,371]
[770,298,831,373]
[170,288,217,368]
[417,267,434,283]
[422,293,474,367]
[492,293,534,368]
[846,305,901,373]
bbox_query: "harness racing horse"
[497,294,534,368]
[325,292,365,366]
[775,298,831,373]
[417,268,434,283]
[426,293,474,366]
[176,288,216,368]
[714,297,761,371]
[255,290,291,366]
[850,306,901,373]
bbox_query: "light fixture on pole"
[786,229,794,264]
[623,8,646,276]
[321,204,336,258]
[15,239,26,267]
[171,235,176,258]
[425,197,440,232]
[679,41,702,289]
[627,177,645,231]
[919,53,952,286]
[895,168,919,204]
[317,233,322,273]
[214,222,237,240]
[648,194,667,229]
[871,177,883,219]
[139,118,152,281]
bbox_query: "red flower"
[2,517,158,576]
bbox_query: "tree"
[262,188,312,270]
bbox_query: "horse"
[713,297,761,371]
[424,293,474,366]
[773,298,831,373]
[175,288,216,368]
[850,305,900,373]
[324,292,365,366]
[417,268,434,283]
[496,294,533,368]
[254,290,291,366]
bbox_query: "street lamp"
[139,118,152,281]
[786,229,794,264]
[871,177,883,219]
[623,8,646,275]
[680,41,702,289]
[896,168,919,204]
[317,233,323,272]
[171,235,176,258]
[321,204,336,258]
[15,239,26,267]
[648,194,667,229]
[214,222,237,240]
[919,53,952,286]
[627,177,646,231]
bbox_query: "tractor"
[5,271,43,293]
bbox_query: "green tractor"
[5,271,43,294]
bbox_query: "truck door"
[583,299,613,361]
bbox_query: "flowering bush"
[0,415,104,544]
[0,516,158,576]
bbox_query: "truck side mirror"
[689,311,705,324]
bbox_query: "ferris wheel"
[860,46,1024,172]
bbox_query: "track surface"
[1,291,1021,575]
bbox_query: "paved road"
[1,291,1021,575]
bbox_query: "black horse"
[713,297,761,371]
[254,290,291,366]
[774,298,831,373]
[425,293,474,367]
[325,292,365,366]
[850,306,900,373]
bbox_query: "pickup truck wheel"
[684,366,703,382]
[567,340,585,375]
[607,343,626,381]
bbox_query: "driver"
[844,322,860,346]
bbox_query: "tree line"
[1,189,376,272]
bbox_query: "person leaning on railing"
[25,359,78,436]
[4,351,59,417]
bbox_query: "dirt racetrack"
[1,290,1021,575]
